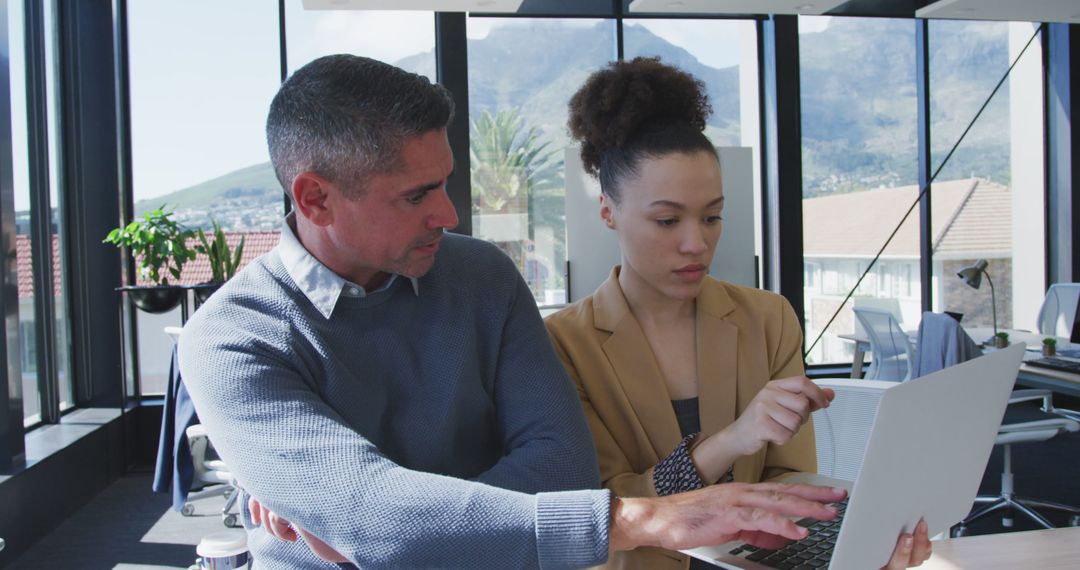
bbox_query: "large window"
[467,17,616,307]
[929,21,1045,336]
[127,0,280,395]
[799,16,920,365]
[284,7,435,79]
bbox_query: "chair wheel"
[223,514,239,528]
[181,504,195,517]
[950,525,968,538]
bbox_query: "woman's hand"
[248,496,350,563]
[723,376,835,457]
[881,519,933,569]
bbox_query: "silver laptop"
[683,342,1027,570]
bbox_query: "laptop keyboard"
[1027,357,1080,374]
[725,498,848,570]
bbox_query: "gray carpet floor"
[6,473,235,570]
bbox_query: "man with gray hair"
[179,54,843,569]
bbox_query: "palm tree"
[470,108,566,301]
[470,109,563,214]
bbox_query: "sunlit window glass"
[284,6,435,80]
[127,0,279,395]
[467,17,616,307]
[799,16,919,367]
[929,21,1045,338]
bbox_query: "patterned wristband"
[653,433,707,496]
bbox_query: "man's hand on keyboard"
[609,482,847,553]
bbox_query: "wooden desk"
[922,527,1080,569]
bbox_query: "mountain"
[140,18,1014,228]
[134,162,283,229]
[799,18,1013,195]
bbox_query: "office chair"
[184,423,242,528]
[162,326,241,528]
[852,306,914,381]
[811,378,894,481]
[951,392,1080,535]
[903,313,1080,534]
[1036,283,1079,338]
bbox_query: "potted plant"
[1042,337,1057,357]
[104,207,196,313]
[191,220,246,305]
[994,331,1010,349]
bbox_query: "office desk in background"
[922,527,1080,569]
[838,328,1080,397]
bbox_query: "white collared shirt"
[276,213,419,319]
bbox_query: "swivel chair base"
[951,444,1080,537]
[181,483,242,528]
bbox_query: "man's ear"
[599,194,616,230]
[292,172,334,227]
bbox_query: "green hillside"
[134,161,281,216]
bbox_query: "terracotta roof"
[15,230,281,299]
[803,178,1011,259]
[15,234,61,301]
[157,231,281,286]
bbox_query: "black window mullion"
[435,12,472,237]
[916,19,933,313]
[25,0,59,424]
[1045,23,1079,284]
[760,15,804,326]
[278,0,289,217]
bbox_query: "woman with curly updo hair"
[545,58,931,570]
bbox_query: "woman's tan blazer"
[545,268,817,570]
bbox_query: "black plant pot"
[118,285,185,314]
[189,282,222,306]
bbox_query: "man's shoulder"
[183,252,295,335]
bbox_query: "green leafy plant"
[195,220,245,284]
[996,331,1009,340]
[1043,337,1057,347]
[470,108,563,214]
[103,207,196,285]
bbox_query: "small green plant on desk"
[192,220,246,304]
[1042,337,1057,357]
[103,207,196,314]
[103,207,196,285]
[994,331,1010,349]
[195,220,245,284]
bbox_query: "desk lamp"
[957,259,997,342]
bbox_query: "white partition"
[564,146,757,302]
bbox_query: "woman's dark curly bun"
[568,57,716,200]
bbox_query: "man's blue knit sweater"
[179,231,611,568]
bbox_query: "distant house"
[802,178,1012,362]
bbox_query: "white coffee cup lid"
[197,530,248,558]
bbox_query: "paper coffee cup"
[197,530,249,569]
